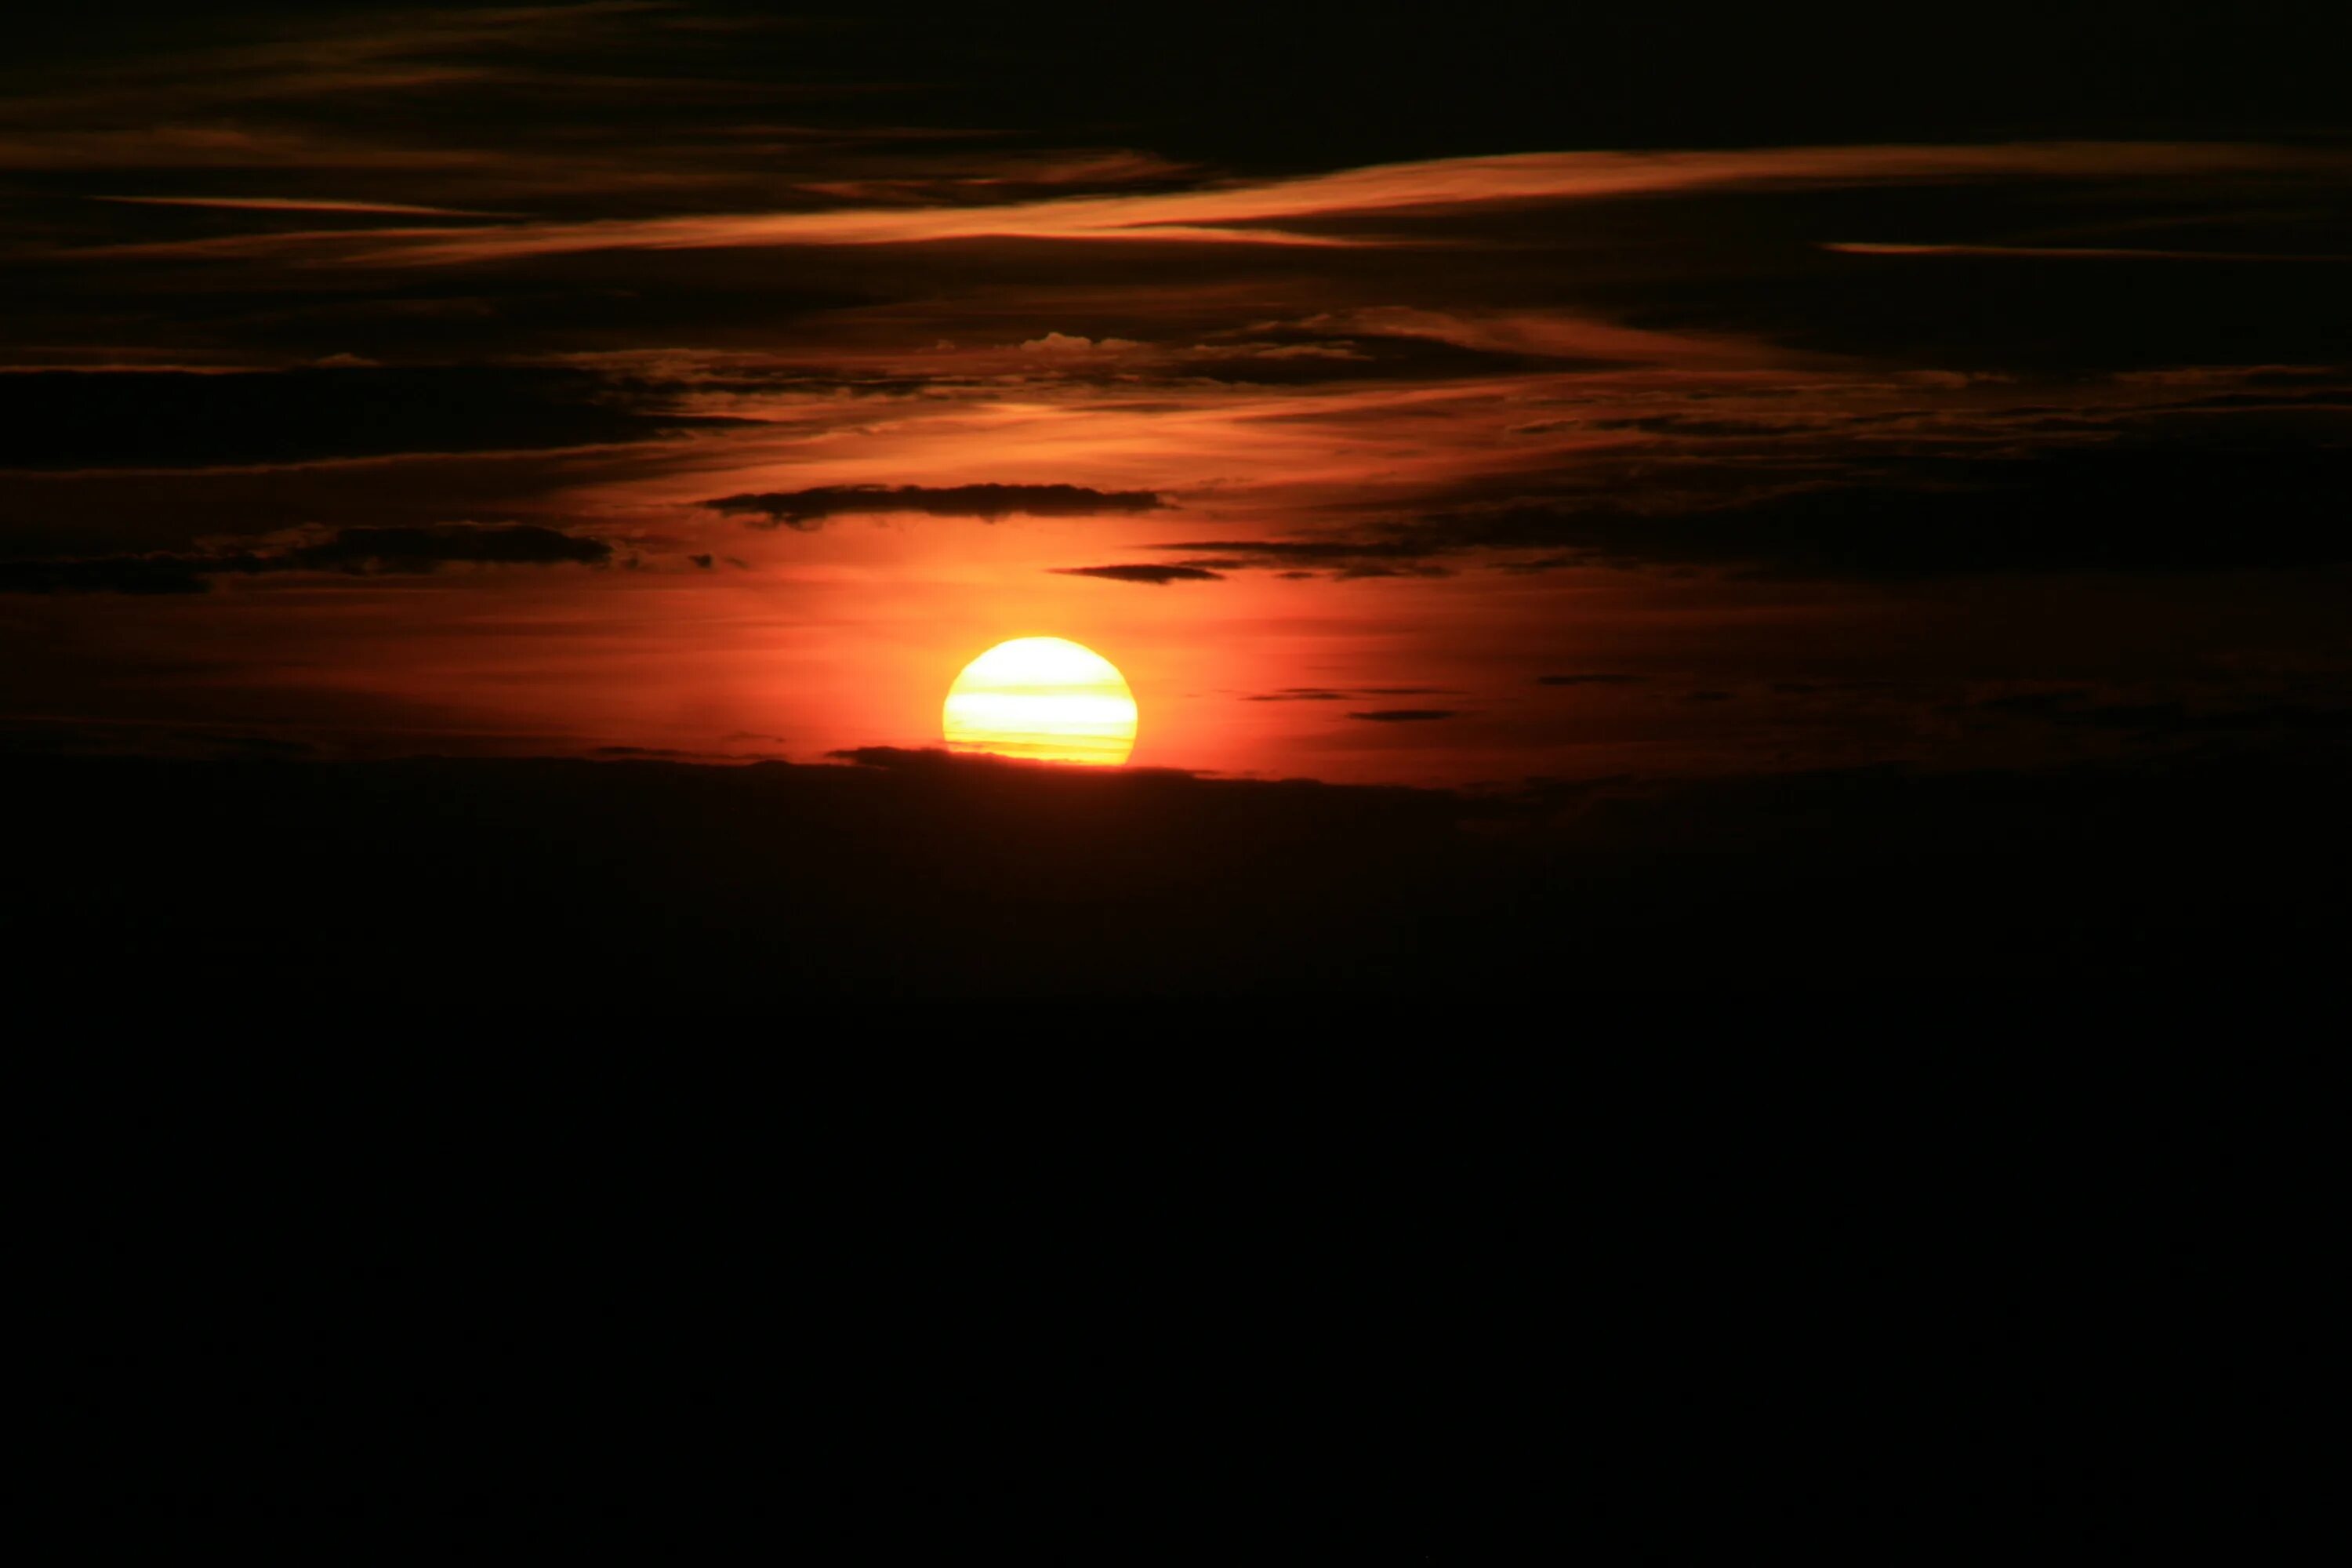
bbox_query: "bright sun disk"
[942,637,1137,766]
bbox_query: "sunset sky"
[24,16,2345,1539]
[8,2,2345,789]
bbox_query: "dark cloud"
[9,743,2346,1000]
[824,745,1200,782]
[0,367,740,471]
[1163,437,2352,583]
[286,524,611,572]
[0,554,212,594]
[0,717,320,758]
[1054,563,1224,584]
[1156,539,1430,563]
[1334,562,1455,579]
[1970,692,2352,740]
[702,484,1170,530]
[1251,686,1457,703]
[1348,709,1460,723]
[1167,331,1581,386]
[1139,539,1447,580]
[0,523,611,593]
[1585,416,1825,437]
[1501,444,2352,578]
[1976,690,2097,716]
[11,5,2349,199]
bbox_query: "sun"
[943,637,1137,766]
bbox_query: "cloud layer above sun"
[3,2,2347,782]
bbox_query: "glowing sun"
[943,637,1137,766]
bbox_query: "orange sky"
[3,3,2347,782]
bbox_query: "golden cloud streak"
[70,141,2341,266]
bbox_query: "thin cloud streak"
[94,194,514,217]
[1824,241,2352,262]
[74,140,2338,266]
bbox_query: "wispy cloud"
[78,141,2340,264]
[94,194,513,217]
[1825,241,2352,262]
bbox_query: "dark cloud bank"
[0,523,612,593]
[0,367,739,471]
[1055,563,1224,584]
[1136,439,2352,583]
[704,484,1170,530]
[1511,445,2352,579]
[9,742,2343,999]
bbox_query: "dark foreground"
[9,741,2344,996]
[19,747,2332,1550]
